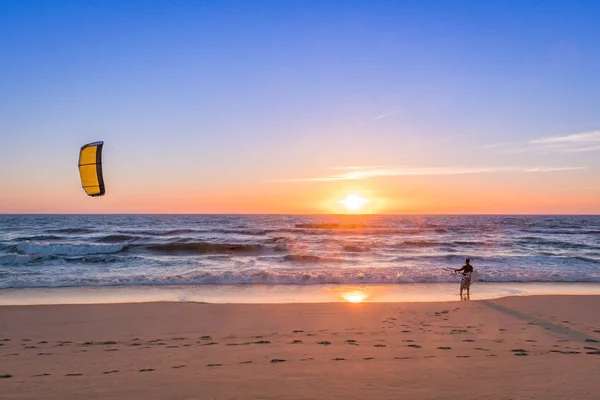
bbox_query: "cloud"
[273,165,585,182]
[484,130,600,154]
[531,131,600,144]
[374,110,399,120]
[530,130,600,152]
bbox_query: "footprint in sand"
[293,330,304,333]
[525,339,538,343]
[395,357,411,360]
[33,373,51,377]
[239,361,253,365]
[252,340,271,345]
[206,364,221,367]
[585,339,599,343]
[37,353,52,356]
[317,341,332,346]
[300,358,314,361]
[103,370,119,374]
[270,359,286,363]
[332,358,345,361]
[66,373,83,376]
[363,357,375,360]
[166,346,179,348]
[199,336,212,340]
[511,349,528,356]
[462,339,475,343]
[104,349,119,352]
[290,340,303,344]
[551,350,580,354]
[201,342,219,346]
[1,374,12,379]
[139,369,154,372]
[456,356,470,358]
[172,365,187,369]
[407,344,422,348]
[475,348,490,351]
[437,347,452,350]
[374,344,386,348]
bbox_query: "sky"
[1,0,599,214]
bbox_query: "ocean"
[1,214,599,290]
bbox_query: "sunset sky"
[1,1,599,214]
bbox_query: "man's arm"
[454,266,465,272]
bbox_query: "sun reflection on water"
[342,290,368,303]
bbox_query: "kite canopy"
[78,141,105,197]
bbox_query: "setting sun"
[339,194,370,212]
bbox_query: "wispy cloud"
[531,131,600,145]
[484,130,600,154]
[272,165,585,182]
[374,110,399,120]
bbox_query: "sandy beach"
[1,295,599,399]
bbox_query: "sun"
[339,194,370,212]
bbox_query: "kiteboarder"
[454,258,474,298]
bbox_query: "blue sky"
[1,1,599,213]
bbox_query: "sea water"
[1,214,599,291]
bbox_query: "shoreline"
[2,282,600,306]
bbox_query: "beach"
[2,295,599,399]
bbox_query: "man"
[454,258,474,298]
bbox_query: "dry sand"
[1,295,599,399]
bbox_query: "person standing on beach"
[454,258,474,298]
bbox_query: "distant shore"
[1,295,599,399]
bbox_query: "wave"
[0,254,46,265]
[210,228,269,236]
[3,268,600,288]
[295,223,382,230]
[95,234,139,243]
[16,242,125,256]
[143,242,268,255]
[118,229,202,236]
[276,228,426,236]
[14,235,64,241]
[283,254,346,264]
[47,228,95,234]
[343,245,368,252]
[518,237,597,250]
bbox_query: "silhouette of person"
[454,258,474,299]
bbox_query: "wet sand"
[1,295,599,399]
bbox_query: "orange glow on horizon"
[1,172,600,214]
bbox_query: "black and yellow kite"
[78,141,105,197]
